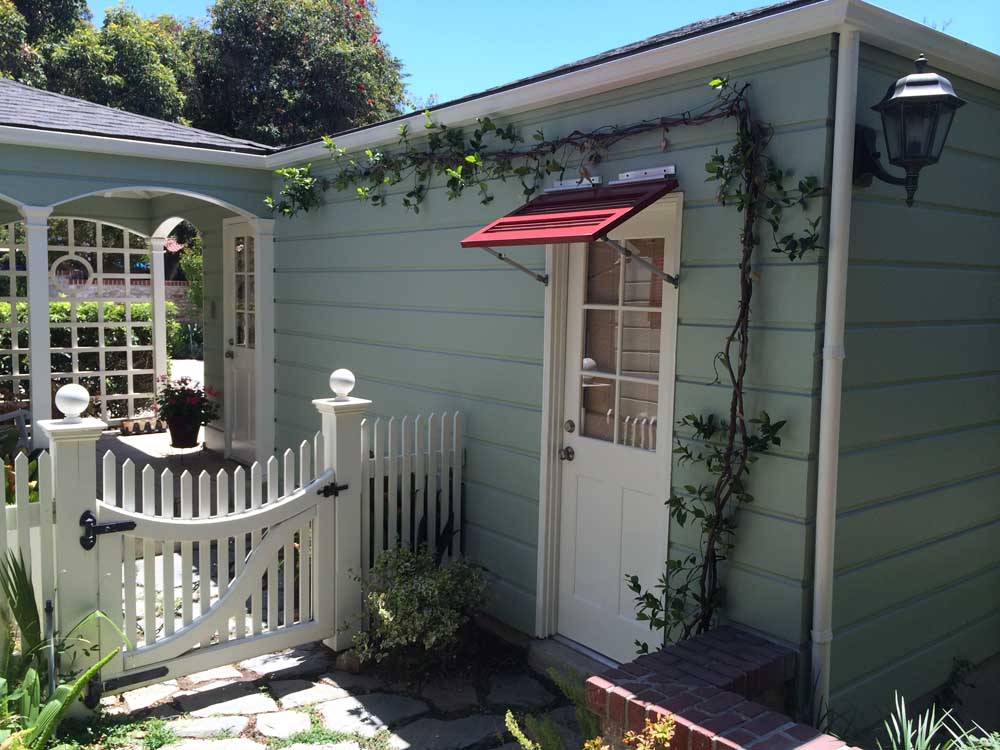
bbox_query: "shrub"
[352,546,486,665]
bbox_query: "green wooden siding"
[829,45,1000,727]
[273,36,836,639]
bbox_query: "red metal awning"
[460,177,678,248]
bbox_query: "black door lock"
[79,511,137,550]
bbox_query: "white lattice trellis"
[0,222,30,406]
[47,218,158,423]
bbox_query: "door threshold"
[551,634,619,670]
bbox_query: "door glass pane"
[236,276,245,310]
[247,236,255,272]
[236,313,245,346]
[618,380,658,450]
[620,311,661,380]
[247,315,255,349]
[580,376,615,442]
[247,277,255,312]
[585,241,620,305]
[583,310,617,373]
[235,237,245,272]
[623,238,665,307]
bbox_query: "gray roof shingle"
[0,78,276,153]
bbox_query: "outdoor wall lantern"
[854,55,965,206]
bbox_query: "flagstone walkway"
[99,642,583,750]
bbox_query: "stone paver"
[255,710,312,738]
[321,670,383,692]
[272,678,349,708]
[486,672,555,711]
[284,744,360,750]
[547,705,584,749]
[177,683,279,716]
[389,715,504,750]
[318,693,429,737]
[185,665,244,684]
[163,740,264,750]
[169,716,249,739]
[421,678,479,713]
[239,645,333,678]
[122,681,179,712]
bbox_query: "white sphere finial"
[329,368,356,402]
[55,383,90,423]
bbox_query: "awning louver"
[460,177,679,286]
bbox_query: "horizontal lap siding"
[829,46,1000,727]
[272,37,835,635]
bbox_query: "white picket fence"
[99,433,323,654]
[0,377,468,701]
[360,412,463,570]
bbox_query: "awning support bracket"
[481,246,548,286]
[601,237,679,288]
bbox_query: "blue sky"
[89,0,999,104]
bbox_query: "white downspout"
[811,27,860,715]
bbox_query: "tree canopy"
[0,0,405,146]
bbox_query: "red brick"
[797,734,850,750]
[693,686,724,699]
[662,691,702,713]
[671,715,695,750]
[677,662,730,687]
[623,658,657,677]
[699,691,745,715]
[627,697,650,733]
[701,712,749,735]
[733,701,768,720]
[723,728,764,747]
[786,724,821,742]
[691,723,715,750]
[748,732,801,750]
[742,712,793,737]
[585,676,614,714]
[714,736,745,750]
[609,686,636,724]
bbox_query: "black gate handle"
[79,511,136,550]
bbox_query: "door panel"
[223,222,257,463]
[557,195,680,662]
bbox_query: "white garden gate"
[93,436,334,692]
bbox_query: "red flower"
[187,396,199,405]
[206,386,218,398]
[358,83,365,91]
[369,34,378,44]
[354,11,361,18]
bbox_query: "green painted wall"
[829,45,1000,728]
[273,37,837,639]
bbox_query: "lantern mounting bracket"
[600,236,679,288]
[853,125,907,188]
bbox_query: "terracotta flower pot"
[167,416,201,448]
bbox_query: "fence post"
[313,369,370,651]
[38,385,106,710]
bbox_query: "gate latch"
[79,510,136,550]
[319,481,349,498]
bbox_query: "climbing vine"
[269,77,824,650]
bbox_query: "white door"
[557,196,681,662]
[223,220,257,463]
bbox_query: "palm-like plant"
[0,552,121,750]
[878,693,951,750]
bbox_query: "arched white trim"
[0,192,26,213]
[48,186,259,221]
[152,216,186,238]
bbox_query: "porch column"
[22,205,52,447]
[250,218,275,461]
[149,237,169,389]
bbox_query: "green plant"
[152,376,219,424]
[624,716,676,750]
[176,235,204,311]
[351,546,487,665]
[878,694,950,750]
[139,719,176,750]
[948,725,1000,750]
[548,668,600,742]
[505,710,564,750]
[0,551,123,750]
[265,165,331,217]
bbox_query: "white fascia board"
[845,0,1000,89]
[267,0,852,168]
[0,124,269,169]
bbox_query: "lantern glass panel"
[929,105,955,162]
[881,106,903,163]
[902,101,935,161]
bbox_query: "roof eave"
[0,124,271,169]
